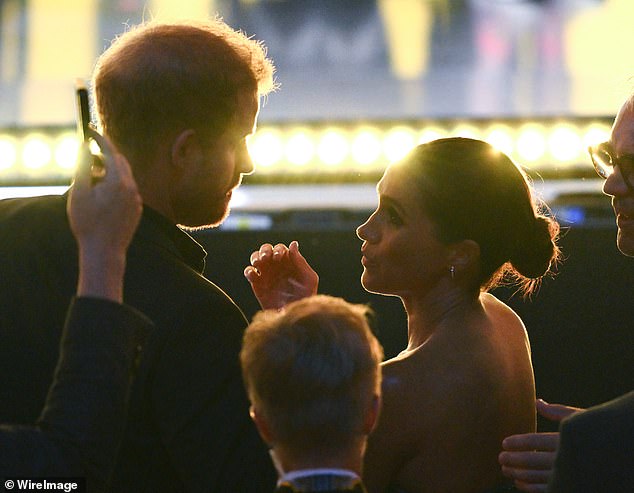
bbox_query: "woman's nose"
[357,215,377,243]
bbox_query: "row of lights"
[0,119,611,184]
[249,120,611,176]
[0,132,81,182]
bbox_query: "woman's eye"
[387,207,402,225]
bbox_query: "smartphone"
[74,79,105,177]
[75,78,91,143]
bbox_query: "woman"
[245,137,560,493]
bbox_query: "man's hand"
[67,130,142,302]
[498,399,583,492]
[244,241,318,310]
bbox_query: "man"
[0,19,277,492]
[1,136,150,491]
[498,96,634,493]
[240,295,383,493]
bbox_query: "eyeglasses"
[588,142,634,191]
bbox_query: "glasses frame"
[588,142,634,192]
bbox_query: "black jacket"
[0,297,150,492]
[549,390,634,493]
[0,194,276,492]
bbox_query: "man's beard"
[178,196,231,231]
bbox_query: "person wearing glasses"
[245,137,561,493]
[499,97,634,493]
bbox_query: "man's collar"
[278,468,362,492]
[138,205,207,273]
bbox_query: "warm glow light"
[317,129,348,166]
[484,125,514,156]
[516,125,547,162]
[0,118,615,184]
[451,124,480,140]
[286,129,315,167]
[549,125,583,162]
[351,127,382,166]
[418,126,445,144]
[54,134,80,169]
[249,129,284,168]
[0,136,18,171]
[582,124,611,148]
[384,126,417,162]
[22,134,52,169]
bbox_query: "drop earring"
[450,265,455,280]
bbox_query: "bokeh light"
[384,126,417,162]
[350,127,382,166]
[0,136,18,171]
[22,134,52,169]
[286,128,315,167]
[317,128,348,166]
[249,128,284,169]
[516,124,547,163]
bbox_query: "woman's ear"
[170,129,199,169]
[447,239,480,274]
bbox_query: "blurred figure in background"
[241,295,383,493]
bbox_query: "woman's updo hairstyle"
[400,137,560,296]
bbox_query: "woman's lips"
[361,255,376,267]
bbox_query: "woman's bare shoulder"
[480,292,528,334]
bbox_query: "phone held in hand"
[75,78,104,177]
[75,79,91,143]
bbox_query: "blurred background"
[1,0,633,421]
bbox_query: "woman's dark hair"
[401,137,560,296]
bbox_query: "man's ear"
[446,239,480,275]
[250,405,274,445]
[170,129,199,169]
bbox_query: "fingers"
[73,143,93,190]
[250,243,290,267]
[536,399,583,422]
[499,429,559,493]
[511,481,549,493]
[288,240,304,265]
[75,129,128,188]
[502,432,560,452]
[499,448,556,493]
[87,127,114,159]
[244,265,259,283]
[498,449,556,469]
[273,243,288,258]
[501,465,552,484]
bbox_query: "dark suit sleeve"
[151,299,276,493]
[0,297,152,491]
[549,392,634,493]
[548,415,581,493]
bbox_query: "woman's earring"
[450,265,455,280]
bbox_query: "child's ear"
[363,393,382,435]
[250,405,274,445]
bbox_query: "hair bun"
[510,214,560,279]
